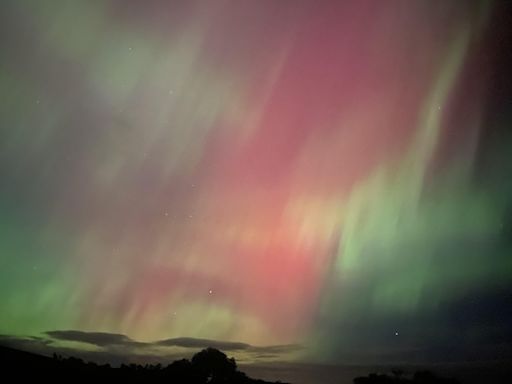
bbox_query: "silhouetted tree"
[392,369,404,379]
[192,347,238,383]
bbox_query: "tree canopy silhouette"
[191,347,238,382]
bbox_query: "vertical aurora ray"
[1,0,511,364]
[337,8,485,275]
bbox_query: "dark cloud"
[155,337,302,357]
[251,344,302,354]
[0,334,52,350]
[155,337,250,351]
[43,330,301,355]
[46,330,146,347]
[0,330,302,366]
[0,334,166,366]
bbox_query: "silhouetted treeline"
[0,345,286,383]
[354,369,460,384]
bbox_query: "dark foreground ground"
[2,345,511,384]
[242,360,512,384]
[0,345,284,383]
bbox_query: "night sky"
[1,0,511,372]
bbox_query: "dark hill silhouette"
[0,345,287,383]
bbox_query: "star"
[209,290,213,294]
[395,331,399,336]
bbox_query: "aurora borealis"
[1,0,512,369]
